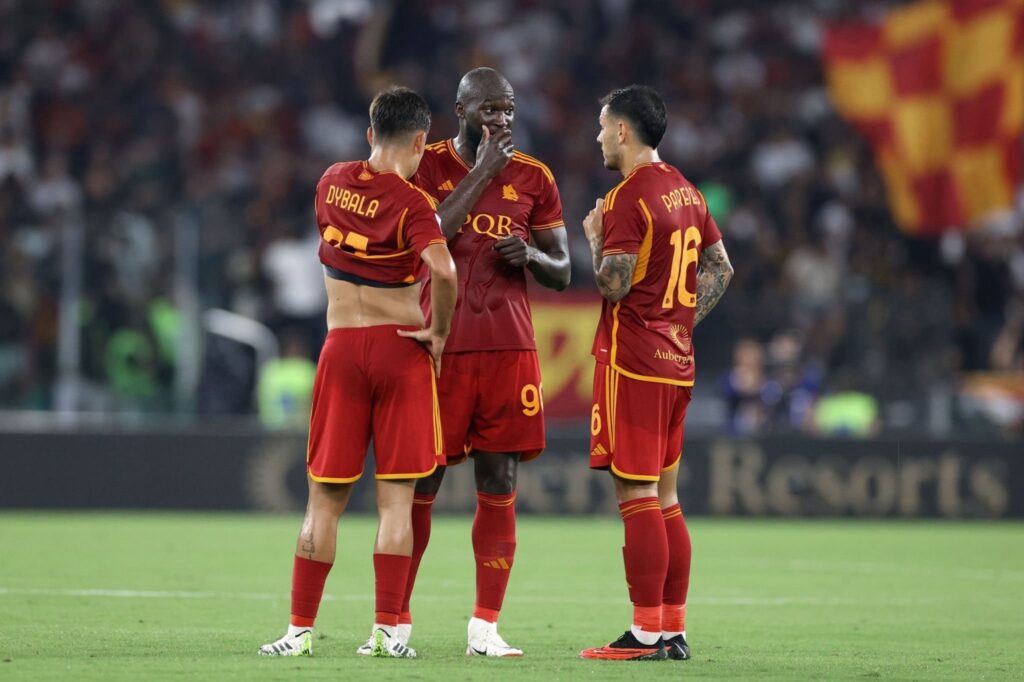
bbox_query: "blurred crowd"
[1,0,1022,434]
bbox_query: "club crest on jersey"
[669,324,692,354]
[502,184,519,201]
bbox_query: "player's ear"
[366,126,374,147]
[455,101,465,119]
[617,120,628,145]
[412,130,426,155]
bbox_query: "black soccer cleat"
[579,630,668,661]
[664,633,690,660]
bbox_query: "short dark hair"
[369,86,431,140]
[600,85,667,149]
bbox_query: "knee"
[613,476,658,504]
[308,480,350,516]
[476,462,517,495]
[375,510,413,554]
[415,466,446,496]
[378,505,413,534]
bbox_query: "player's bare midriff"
[324,275,426,330]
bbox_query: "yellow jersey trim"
[610,366,619,451]
[351,247,414,260]
[308,470,363,484]
[602,185,618,211]
[662,455,681,472]
[430,363,442,455]
[376,462,439,480]
[604,179,628,212]
[396,207,409,250]
[511,149,550,167]
[445,138,472,172]
[405,182,439,209]
[511,152,555,184]
[609,301,622,368]
[610,462,660,482]
[530,220,564,231]
[632,199,654,285]
[603,163,653,212]
[604,365,612,451]
[611,361,695,387]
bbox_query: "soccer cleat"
[357,623,411,655]
[579,630,667,661]
[466,617,524,657]
[258,629,312,656]
[664,633,690,660]
[370,628,417,658]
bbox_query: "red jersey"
[592,162,723,386]
[414,139,564,352]
[315,160,445,285]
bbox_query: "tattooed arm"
[583,199,637,302]
[593,253,637,302]
[693,240,734,327]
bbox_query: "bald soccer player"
[259,86,457,660]
[357,68,570,658]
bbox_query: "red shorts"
[306,326,442,482]
[437,350,545,465]
[589,362,691,481]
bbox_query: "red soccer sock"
[472,491,517,622]
[290,555,333,628]
[633,605,662,635]
[619,497,668,634]
[399,493,435,622]
[374,553,412,627]
[662,503,691,633]
[662,603,686,634]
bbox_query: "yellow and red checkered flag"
[824,0,1024,235]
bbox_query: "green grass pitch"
[1,512,1022,680]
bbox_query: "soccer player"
[578,85,734,661]
[258,86,457,659]
[361,67,570,657]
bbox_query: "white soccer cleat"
[258,629,312,656]
[357,623,411,655]
[370,627,417,658]
[466,617,523,657]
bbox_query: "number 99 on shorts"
[520,383,542,417]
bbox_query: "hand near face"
[475,125,514,179]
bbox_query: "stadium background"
[2,0,1022,516]
[2,1,1023,679]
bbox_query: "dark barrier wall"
[1,429,1019,517]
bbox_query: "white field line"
[732,558,1024,582]
[0,586,922,607]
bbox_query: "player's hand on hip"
[583,198,605,244]
[396,327,447,376]
[475,125,514,179]
[494,235,532,267]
